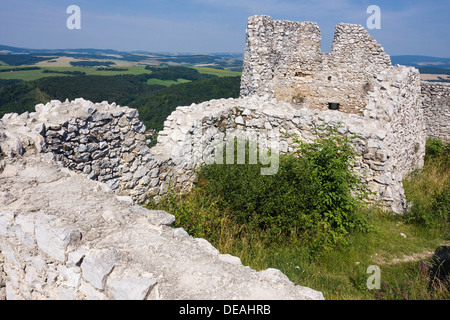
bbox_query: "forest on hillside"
[0,66,241,131]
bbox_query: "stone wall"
[0,119,324,300]
[240,15,391,114]
[367,67,425,211]
[0,66,426,216]
[0,98,165,204]
[235,15,436,212]
[421,81,450,142]
[0,16,438,215]
[155,68,424,214]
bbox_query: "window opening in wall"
[328,102,340,110]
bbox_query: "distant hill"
[0,44,243,71]
[391,55,450,70]
[4,44,450,75]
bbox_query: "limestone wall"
[240,15,391,114]
[155,73,423,214]
[1,13,448,301]
[421,81,450,142]
[0,121,324,300]
[0,99,167,203]
[365,66,425,212]
[0,75,436,300]
[240,15,322,99]
[0,16,434,215]
[0,80,425,216]
[236,15,433,212]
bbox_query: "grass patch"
[193,67,241,77]
[283,212,448,300]
[150,189,449,300]
[403,138,450,227]
[0,66,152,81]
[0,68,56,81]
[146,78,191,87]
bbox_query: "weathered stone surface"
[133,166,148,179]
[131,207,175,227]
[106,268,157,300]
[14,214,36,249]
[35,214,82,262]
[0,153,324,300]
[81,249,120,290]
[240,15,390,115]
[421,82,450,142]
[66,248,87,268]
[0,211,16,237]
[218,254,242,266]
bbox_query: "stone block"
[218,254,242,266]
[173,228,189,238]
[57,284,78,300]
[35,214,82,262]
[374,172,392,185]
[0,211,16,237]
[1,243,21,269]
[133,166,148,179]
[73,153,90,163]
[57,265,81,288]
[79,280,108,300]
[91,111,112,122]
[24,265,45,291]
[80,249,120,290]
[131,206,175,227]
[106,269,157,300]
[14,213,36,249]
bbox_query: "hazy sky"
[0,0,449,57]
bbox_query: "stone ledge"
[0,153,324,300]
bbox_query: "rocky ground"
[0,128,324,299]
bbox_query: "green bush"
[176,124,371,252]
[432,187,450,223]
[404,180,449,227]
[425,137,449,163]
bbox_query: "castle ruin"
[0,15,449,300]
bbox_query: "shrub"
[191,124,371,252]
[425,137,449,164]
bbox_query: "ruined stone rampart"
[421,81,450,142]
[156,64,424,214]
[0,107,324,300]
[240,15,391,114]
[1,16,441,215]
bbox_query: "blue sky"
[0,0,449,57]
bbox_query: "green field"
[0,66,241,84]
[146,78,191,87]
[191,67,243,77]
